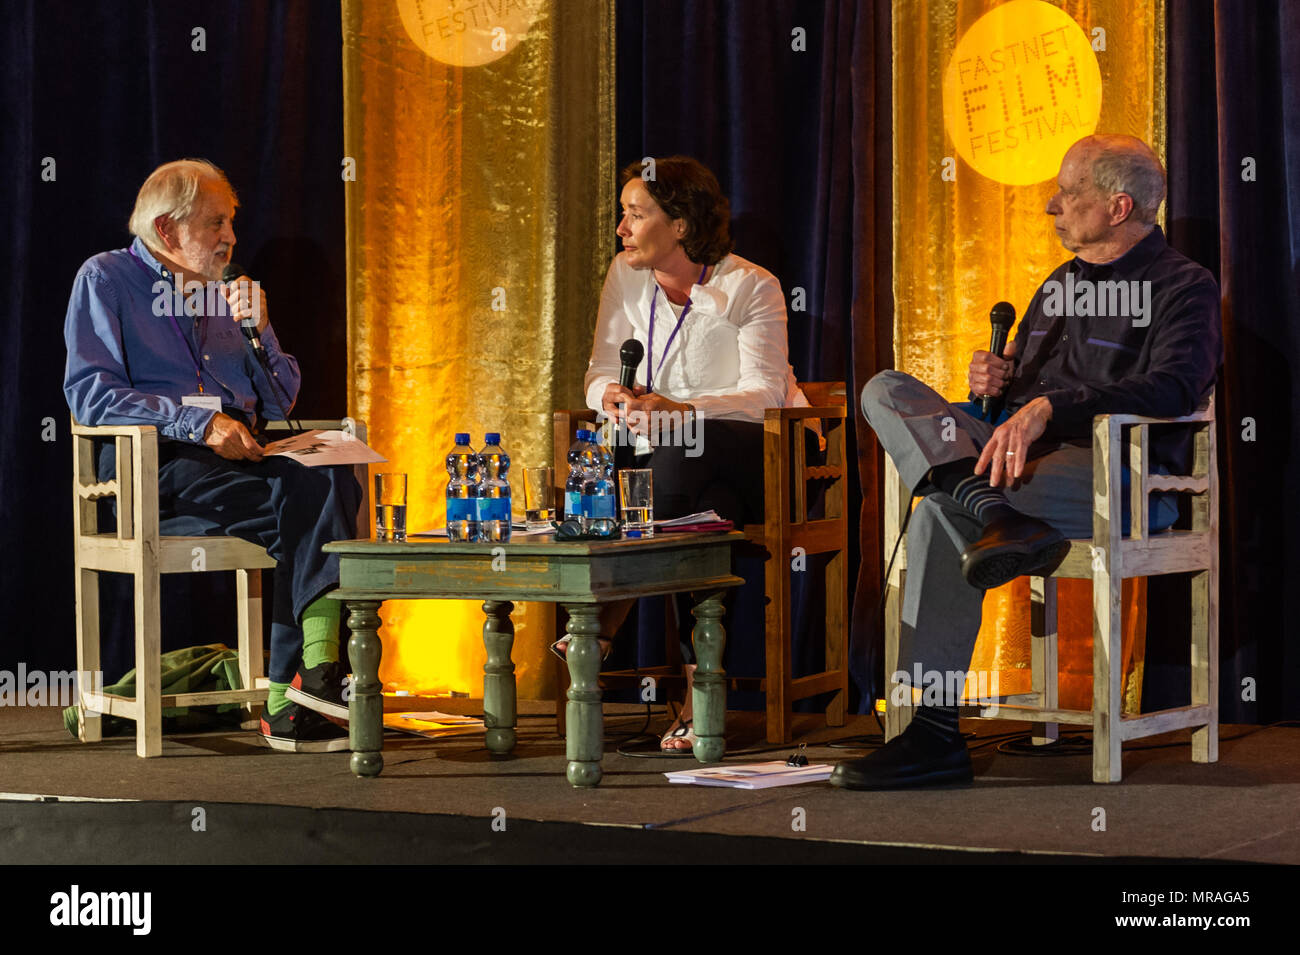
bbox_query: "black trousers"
[616,418,823,664]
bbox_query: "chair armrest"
[1097,408,1214,427]
[1095,392,1216,427]
[762,404,847,422]
[70,421,158,438]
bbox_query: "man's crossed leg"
[831,371,1092,790]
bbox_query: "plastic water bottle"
[476,433,512,543]
[584,430,618,537]
[445,433,479,542]
[565,429,592,523]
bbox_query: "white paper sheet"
[261,429,387,467]
[664,761,833,789]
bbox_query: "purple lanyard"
[129,246,207,393]
[645,264,708,394]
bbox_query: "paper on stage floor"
[383,710,485,739]
[261,429,387,467]
[664,761,833,789]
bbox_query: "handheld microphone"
[982,301,1016,417]
[619,338,644,390]
[221,262,265,358]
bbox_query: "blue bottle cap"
[626,529,642,539]
[576,429,592,441]
[485,432,500,444]
[454,432,470,444]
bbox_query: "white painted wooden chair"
[71,417,368,757]
[882,392,1218,782]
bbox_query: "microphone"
[982,301,1016,417]
[221,262,265,359]
[619,338,644,390]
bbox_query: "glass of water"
[617,468,654,538]
[523,466,555,531]
[375,472,407,542]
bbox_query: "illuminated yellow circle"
[942,0,1103,185]
[397,0,544,67]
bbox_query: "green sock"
[301,595,341,670]
[267,681,291,716]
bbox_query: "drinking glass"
[523,466,556,531]
[375,472,408,542]
[617,469,654,537]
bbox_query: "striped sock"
[927,459,1017,524]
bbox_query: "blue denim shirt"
[63,237,301,444]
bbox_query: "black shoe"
[959,513,1070,590]
[285,660,349,721]
[829,727,973,790]
[259,702,350,753]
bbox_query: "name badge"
[182,394,222,412]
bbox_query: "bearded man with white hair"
[64,159,359,753]
[835,134,1222,790]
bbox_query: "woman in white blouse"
[585,156,808,525]
[575,156,811,751]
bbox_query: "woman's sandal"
[549,636,613,664]
[659,718,697,756]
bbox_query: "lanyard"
[645,264,708,394]
[129,246,207,393]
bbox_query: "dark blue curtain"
[1162,0,1300,721]
[0,1,346,681]
[614,0,892,709]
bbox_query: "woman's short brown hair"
[620,156,733,265]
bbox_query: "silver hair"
[128,159,238,249]
[1086,135,1166,224]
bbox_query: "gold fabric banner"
[342,1,615,697]
[893,0,1165,710]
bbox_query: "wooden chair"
[71,417,369,757]
[882,392,1218,782]
[552,383,850,743]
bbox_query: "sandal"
[659,718,697,756]
[549,636,613,664]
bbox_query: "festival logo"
[397,0,544,67]
[942,0,1103,185]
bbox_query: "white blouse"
[584,252,807,423]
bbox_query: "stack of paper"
[654,510,724,527]
[653,510,732,533]
[383,710,485,739]
[664,761,833,789]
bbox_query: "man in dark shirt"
[833,134,1221,790]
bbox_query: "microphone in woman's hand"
[619,339,644,390]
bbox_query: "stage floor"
[2,700,1296,865]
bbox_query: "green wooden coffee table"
[323,531,744,787]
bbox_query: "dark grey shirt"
[1003,226,1222,450]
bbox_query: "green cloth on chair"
[63,644,247,738]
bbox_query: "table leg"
[691,590,727,762]
[562,603,603,787]
[482,599,517,755]
[346,600,384,778]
